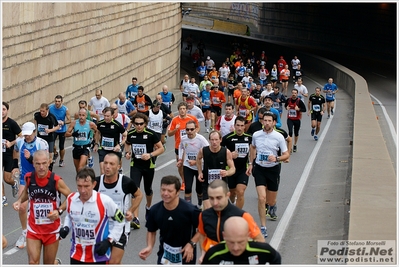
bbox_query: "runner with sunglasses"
[124,113,164,230]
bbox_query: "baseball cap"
[21,122,36,135]
[207,56,210,60]
[264,95,273,100]
[152,100,161,107]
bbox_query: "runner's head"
[234,116,246,136]
[262,111,277,132]
[33,150,50,178]
[39,103,49,118]
[177,102,188,117]
[54,95,63,108]
[76,167,97,202]
[223,216,250,257]
[291,88,298,99]
[95,90,102,100]
[2,102,9,119]
[225,103,234,117]
[78,108,88,123]
[315,87,322,96]
[208,180,230,211]
[103,152,122,178]
[263,95,273,108]
[208,130,222,150]
[185,120,197,139]
[132,112,148,133]
[137,86,144,97]
[102,107,114,123]
[160,175,181,205]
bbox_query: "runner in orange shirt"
[167,102,200,191]
[209,86,226,130]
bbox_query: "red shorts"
[27,231,59,246]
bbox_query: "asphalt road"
[2,29,396,265]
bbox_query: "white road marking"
[3,247,19,255]
[370,93,397,148]
[270,78,333,250]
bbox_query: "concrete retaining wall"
[3,2,182,125]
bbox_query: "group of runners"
[2,46,338,264]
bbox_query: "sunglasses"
[134,122,145,126]
[185,128,195,131]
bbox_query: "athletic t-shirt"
[88,97,110,120]
[179,134,209,170]
[252,129,287,168]
[97,120,125,151]
[2,117,21,155]
[168,115,199,149]
[34,112,59,142]
[125,127,160,169]
[146,199,201,265]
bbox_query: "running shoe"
[52,153,59,164]
[16,234,26,249]
[131,217,140,230]
[12,180,19,198]
[260,226,268,238]
[2,196,8,207]
[87,156,94,168]
[331,109,334,115]
[293,145,297,152]
[327,115,330,119]
[204,120,208,128]
[206,128,209,133]
[180,182,185,191]
[269,205,278,220]
[59,160,65,167]
[311,128,315,136]
[118,168,123,174]
[314,135,318,141]
[265,204,270,216]
[55,258,62,265]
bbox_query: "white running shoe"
[16,234,26,249]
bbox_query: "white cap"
[207,56,210,60]
[21,122,36,135]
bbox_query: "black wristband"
[27,155,33,164]
[13,159,19,169]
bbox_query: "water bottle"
[87,156,94,168]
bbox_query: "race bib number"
[101,137,114,150]
[273,102,280,108]
[2,139,6,152]
[212,97,220,104]
[149,121,162,132]
[296,71,301,76]
[75,131,88,141]
[74,223,96,245]
[204,99,211,106]
[208,169,221,184]
[288,109,297,118]
[326,92,333,98]
[257,152,271,166]
[180,129,187,138]
[312,104,321,112]
[130,92,137,97]
[33,203,53,225]
[186,152,197,161]
[37,124,49,136]
[235,143,249,158]
[132,144,146,159]
[239,109,247,117]
[95,108,102,115]
[161,243,182,265]
[138,103,145,111]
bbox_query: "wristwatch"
[58,209,64,216]
[188,240,196,248]
[276,157,280,162]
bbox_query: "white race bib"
[257,152,271,166]
[37,124,49,136]
[101,137,114,150]
[235,143,249,158]
[186,152,197,161]
[74,223,96,245]
[161,243,182,265]
[33,203,53,225]
[273,102,280,108]
[2,139,6,152]
[312,104,321,112]
[180,129,187,138]
[288,109,297,118]
[132,144,146,159]
[208,169,221,184]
